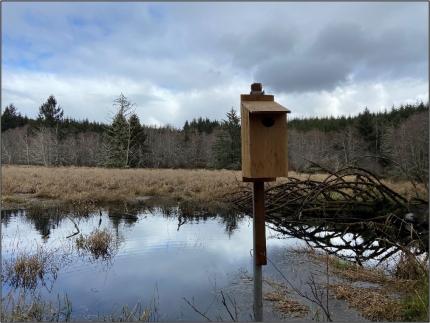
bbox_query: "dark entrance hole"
[261,117,275,127]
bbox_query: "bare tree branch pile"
[227,167,428,264]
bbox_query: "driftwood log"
[228,167,428,264]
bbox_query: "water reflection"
[267,216,428,266]
[6,207,64,241]
[2,201,416,320]
[1,204,263,320]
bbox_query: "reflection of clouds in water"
[329,235,365,247]
[117,214,308,260]
[5,206,399,318]
[2,208,398,270]
[309,231,401,268]
[115,213,252,268]
[266,233,307,250]
[2,208,305,261]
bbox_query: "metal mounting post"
[253,181,266,321]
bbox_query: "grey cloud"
[364,28,428,79]
[256,56,351,93]
[311,23,371,60]
[223,25,299,69]
[255,19,427,94]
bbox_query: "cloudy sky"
[2,2,428,127]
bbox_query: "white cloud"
[3,70,427,127]
[2,70,248,126]
[278,79,428,120]
[2,2,428,126]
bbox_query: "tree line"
[1,94,428,183]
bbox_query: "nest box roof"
[241,101,290,114]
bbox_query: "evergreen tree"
[225,108,241,167]
[355,107,386,161]
[38,95,64,127]
[183,120,190,141]
[128,113,148,167]
[183,120,190,132]
[356,108,375,143]
[36,96,64,165]
[1,104,27,131]
[213,129,232,168]
[104,94,134,168]
[183,117,220,134]
[212,108,241,169]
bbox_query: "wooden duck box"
[241,83,290,182]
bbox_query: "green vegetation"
[288,102,428,133]
[37,95,64,127]
[401,274,429,322]
[212,108,241,169]
[329,257,353,271]
[183,117,220,135]
[1,104,29,131]
[395,254,429,321]
[103,94,147,168]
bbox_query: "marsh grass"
[1,291,160,322]
[401,274,429,322]
[263,278,308,317]
[394,254,429,321]
[1,166,244,205]
[3,165,424,207]
[2,246,60,290]
[393,252,428,281]
[264,290,309,317]
[330,284,403,321]
[295,247,429,321]
[75,228,118,260]
[2,287,159,322]
[326,256,390,285]
[1,291,72,322]
[318,252,429,321]
[98,303,153,322]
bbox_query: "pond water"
[2,204,317,321]
[5,200,408,321]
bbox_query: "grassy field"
[1,165,425,208]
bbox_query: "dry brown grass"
[318,253,428,293]
[325,255,391,285]
[2,165,423,207]
[330,284,403,321]
[2,247,59,290]
[309,251,429,321]
[311,252,424,294]
[262,278,310,318]
[393,253,428,281]
[1,291,72,322]
[304,250,389,284]
[76,228,117,260]
[1,165,244,205]
[264,290,309,317]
